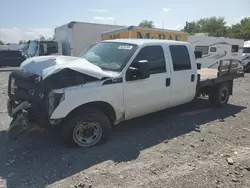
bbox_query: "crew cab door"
[167,45,197,106]
[123,45,171,120]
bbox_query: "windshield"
[80,42,137,71]
[28,40,38,57]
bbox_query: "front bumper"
[7,111,33,140]
[6,101,35,140]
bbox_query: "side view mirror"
[197,63,201,70]
[194,51,202,59]
[126,60,150,81]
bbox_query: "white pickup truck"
[6,39,244,148]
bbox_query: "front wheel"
[61,108,111,148]
[209,83,230,108]
[246,63,250,73]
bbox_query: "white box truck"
[26,21,125,58]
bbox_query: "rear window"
[169,45,191,71]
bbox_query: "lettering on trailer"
[108,33,120,39]
[136,32,182,41]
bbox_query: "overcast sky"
[0,0,249,43]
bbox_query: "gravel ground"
[0,71,249,188]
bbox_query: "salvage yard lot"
[0,71,250,188]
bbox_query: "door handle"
[166,78,171,87]
[191,74,195,82]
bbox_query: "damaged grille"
[8,70,42,101]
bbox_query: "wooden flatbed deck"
[197,60,244,87]
[198,68,218,81]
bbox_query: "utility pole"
[162,20,164,29]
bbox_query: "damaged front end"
[6,68,101,140]
[7,101,32,140]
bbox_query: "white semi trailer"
[27,21,125,58]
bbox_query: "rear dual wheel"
[209,83,230,108]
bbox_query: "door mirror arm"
[126,60,150,81]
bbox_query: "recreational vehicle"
[188,35,244,68]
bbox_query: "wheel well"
[65,101,116,124]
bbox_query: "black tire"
[208,94,215,104]
[210,83,230,108]
[246,63,250,73]
[61,108,111,148]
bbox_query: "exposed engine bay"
[7,68,102,139]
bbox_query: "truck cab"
[6,39,243,148]
[27,40,63,58]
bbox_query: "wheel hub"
[220,88,228,103]
[73,122,102,147]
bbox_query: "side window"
[169,45,191,71]
[210,47,217,52]
[41,42,58,55]
[47,42,58,54]
[195,46,209,55]
[134,45,166,74]
[231,45,239,52]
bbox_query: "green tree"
[183,17,227,37]
[139,20,155,28]
[183,21,201,34]
[227,17,250,40]
[0,40,4,45]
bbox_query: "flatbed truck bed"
[196,60,244,106]
[198,60,244,87]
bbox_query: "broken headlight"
[48,91,65,116]
[10,78,17,95]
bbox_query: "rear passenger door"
[123,45,171,120]
[168,45,197,106]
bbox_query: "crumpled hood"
[20,55,117,80]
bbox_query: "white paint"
[49,39,199,123]
[20,55,118,79]
[55,22,125,57]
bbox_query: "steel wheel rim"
[73,122,102,147]
[219,87,228,103]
